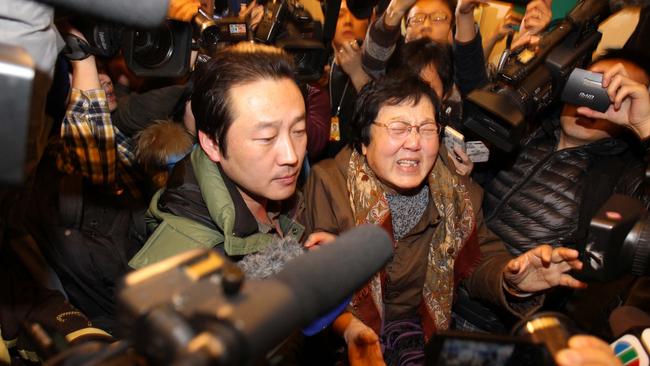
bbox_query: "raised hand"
[503,244,586,294]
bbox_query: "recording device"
[0,43,35,185]
[70,5,245,77]
[70,0,335,81]
[443,126,465,156]
[425,331,553,365]
[253,0,330,82]
[40,225,392,365]
[426,312,573,365]
[577,194,650,282]
[443,126,490,163]
[560,68,611,113]
[462,0,610,152]
[610,306,650,366]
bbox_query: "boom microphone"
[118,224,393,365]
[41,0,169,28]
[274,224,393,324]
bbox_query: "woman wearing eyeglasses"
[302,73,587,366]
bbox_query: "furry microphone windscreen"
[237,236,306,279]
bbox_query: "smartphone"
[425,331,554,366]
[444,127,490,163]
[466,141,490,163]
[443,126,465,158]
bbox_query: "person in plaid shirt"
[58,29,143,199]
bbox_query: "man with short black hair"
[454,50,650,338]
[130,43,307,267]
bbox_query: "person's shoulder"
[313,147,352,177]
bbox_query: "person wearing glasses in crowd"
[362,0,488,96]
[302,73,588,365]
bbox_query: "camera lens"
[621,214,650,276]
[132,26,174,68]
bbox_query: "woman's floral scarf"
[346,149,475,335]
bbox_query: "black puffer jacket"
[483,122,646,255]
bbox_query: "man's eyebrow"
[254,121,281,130]
[291,113,307,125]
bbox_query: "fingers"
[600,62,629,88]
[535,244,553,265]
[556,335,621,366]
[304,231,337,249]
[576,106,607,120]
[551,247,579,262]
[506,258,521,274]
[558,273,588,289]
[448,147,474,176]
[457,0,487,15]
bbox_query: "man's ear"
[198,131,222,163]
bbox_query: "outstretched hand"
[503,245,586,294]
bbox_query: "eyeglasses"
[407,12,450,26]
[373,121,439,139]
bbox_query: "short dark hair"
[191,43,296,157]
[349,73,440,153]
[389,38,454,98]
[592,48,650,84]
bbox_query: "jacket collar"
[215,163,260,237]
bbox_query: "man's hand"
[344,316,386,366]
[455,0,487,43]
[335,41,371,91]
[555,335,622,366]
[456,0,487,16]
[576,62,650,139]
[503,245,586,294]
[304,231,337,250]
[519,0,552,36]
[511,0,551,50]
[384,0,418,27]
[491,10,523,42]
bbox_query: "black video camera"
[577,194,650,282]
[253,0,329,82]
[462,0,611,152]
[70,7,248,78]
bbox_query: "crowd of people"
[1,0,650,365]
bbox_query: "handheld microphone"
[609,306,650,366]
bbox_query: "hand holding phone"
[444,127,490,163]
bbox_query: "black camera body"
[253,0,329,82]
[462,0,610,152]
[578,194,650,282]
[560,67,611,113]
[121,21,193,77]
